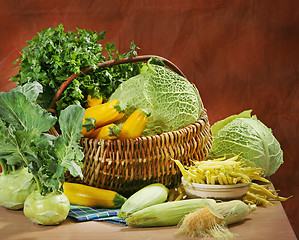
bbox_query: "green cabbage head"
[109,61,202,136]
[208,110,283,177]
[0,167,37,210]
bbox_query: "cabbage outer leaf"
[209,110,283,177]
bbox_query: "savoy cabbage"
[208,110,283,177]
[109,59,202,136]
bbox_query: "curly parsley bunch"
[11,24,141,112]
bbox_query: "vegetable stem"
[0,159,7,175]
[7,165,12,174]
[33,175,42,193]
[18,151,42,193]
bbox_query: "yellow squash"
[90,124,121,140]
[81,99,127,135]
[62,182,127,208]
[86,94,103,108]
[119,109,150,139]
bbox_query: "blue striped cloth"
[68,204,127,226]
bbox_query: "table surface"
[0,201,296,240]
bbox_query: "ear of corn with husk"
[177,200,256,239]
[118,183,169,219]
[216,200,256,225]
[125,198,217,227]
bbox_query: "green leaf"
[4,153,23,166]
[0,119,7,143]
[148,57,165,67]
[11,82,43,102]
[0,89,56,132]
[0,127,39,167]
[211,110,252,136]
[53,105,85,178]
[10,24,141,113]
[34,133,56,148]
[82,117,96,132]
[0,84,85,194]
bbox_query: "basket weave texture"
[48,55,213,196]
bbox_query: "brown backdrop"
[0,0,298,237]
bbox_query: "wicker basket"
[48,55,213,197]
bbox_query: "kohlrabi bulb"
[0,167,37,210]
[24,190,70,225]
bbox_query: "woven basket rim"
[82,108,209,143]
[48,107,209,141]
[48,55,198,113]
[47,54,207,140]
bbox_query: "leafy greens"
[0,82,84,195]
[10,24,141,112]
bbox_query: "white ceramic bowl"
[182,177,250,200]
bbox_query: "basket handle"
[48,55,187,112]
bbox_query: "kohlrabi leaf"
[0,128,38,166]
[11,82,43,102]
[34,133,57,148]
[0,119,6,142]
[0,85,54,165]
[0,89,56,132]
[209,110,283,177]
[3,153,23,166]
[0,83,85,197]
[0,121,13,158]
[53,105,85,178]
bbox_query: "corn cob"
[125,199,216,227]
[178,200,256,239]
[177,206,231,239]
[118,183,169,219]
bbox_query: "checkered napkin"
[68,204,127,226]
